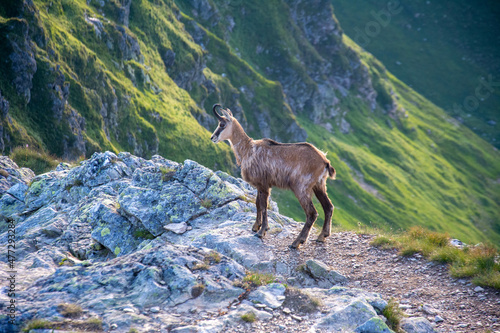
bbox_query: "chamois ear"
[221,108,233,120]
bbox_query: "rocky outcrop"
[0,91,11,154]
[2,18,37,104]
[0,152,396,332]
[283,0,378,120]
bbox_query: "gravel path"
[226,230,500,332]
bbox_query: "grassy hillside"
[332,0,500,148]
[0,0,498,245]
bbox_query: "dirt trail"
[228,230,500,332]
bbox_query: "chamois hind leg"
[291,192,318,249]
[255,189,270,238]
[314,185,334,243]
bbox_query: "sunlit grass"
[10,146,59,175]
[371,227,500,289]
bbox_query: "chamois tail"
[326,162,336,180]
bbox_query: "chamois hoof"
[251,223,262,232]
[316,233,328,243]
[316,236,326,243]
[290,239,305,249]
[256,229,267,238]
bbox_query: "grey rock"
[307,287,388,332]
[7,182,28,201]
[5,18,37,103]
[450,239,465,248]
[171,326,199,333]
[248,283,286,309]
[304,259,348,287]
[354,317,393,333]
[422,304,437,315]
[0,193,26,222]
[119,183,206,236]
[400,317,437,333]
[25,172,65,210]
[56,162,71,171]
[306,259,330,279]
[474,286,484,292]
[0,156,35,195]
[85,197,144,256]
[164,222,188,234]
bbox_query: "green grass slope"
[332,0,500,148]
[0,0,235,170]
[0,0,498,245]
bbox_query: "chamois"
[210,104,336,248]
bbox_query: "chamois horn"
[212,104,223,121]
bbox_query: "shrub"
[22,319,54,332]
[82,318,103,331]
[243,271,276,286]
[240,311,256,323]
[57,303,83,318]
[191,283,205,298]
[200,198,213,209]
[159,166,176,181]
[383,298,405,332]
[206,251,221,264]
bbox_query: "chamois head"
[210,104,234,143]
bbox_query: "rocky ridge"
[1,152,498,332]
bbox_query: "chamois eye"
[220,122,226,128]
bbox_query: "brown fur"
[211,105,335,248]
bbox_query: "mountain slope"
[332,0,500,147]
[0,0,498,245]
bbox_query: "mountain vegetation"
[0,0,498,245]
[333,0,500,147]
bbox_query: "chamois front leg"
[255,189,270,238]
[252,191,263,232]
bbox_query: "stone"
[118,183,206,236]
[164,222,188,234]
[248,283,286,309]
[304,259,347,286]
[400,317,437,333]
[306,259,330,279]
[354,317,393,333]
[7,182,28,201]
[434,315,444,323]
[308,287,389,332]
[422,304,437,315]
[474,286,485,292]
[450,239,465,247]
